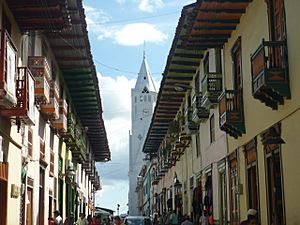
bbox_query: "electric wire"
[89,10,180,25]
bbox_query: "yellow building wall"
[6,138,22,225]
[281,111,300,224]
[222,0,300,223]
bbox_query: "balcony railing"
[192,93,209,123]
[28,56,51,105]
[0,30,17,108]
[218,90,245,138]
[52,99,68,132]
[201,73,223,108]
[151,169,159,185]
[184,106,199,134]
[0,67,35,125]
[50,80,60,100]
[40,96,59,120]
[251,39,290,109]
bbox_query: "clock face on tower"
[143,109,149,117]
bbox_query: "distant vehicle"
[120,214,128,221]
[124,216,152,225]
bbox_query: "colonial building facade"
[142,1,300,225]
[0,1,110,225]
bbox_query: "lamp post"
[117,204,120,216]
[65,161,76,220]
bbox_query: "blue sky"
[84,0,194,214]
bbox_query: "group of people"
[152,208,258,225]
[50,210,104,225]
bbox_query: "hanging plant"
[168,120,180,134]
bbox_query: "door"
[0,180,8,225]
[266,149,284,225]
[26,188,33,225]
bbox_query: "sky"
[84,0,195,214]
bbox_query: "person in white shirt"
[53,210,63,225]
[76,213,89,225]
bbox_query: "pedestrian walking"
[76,213,89,225]
[240,209,258,225]
[53,210,63,225]
[199,210,209,225]
[180,215,193,225]
[170,210,178,225]
[114,216,125,225]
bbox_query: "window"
[195,133,201,158]
[142,87,149,93]
[195,72,200,93]
[148,95,151,102]
[144,95,147,102]
[218,164,227,225]
[28,128,33,158]
[210,114,215,143]
[204,53,209,74]
[245,139,259,212]
[265,144,285,225]
[232,37,242,92]
[135,96,137,103]
[140,96,143,102]
[143,109,149,117]
[268,0,286,41]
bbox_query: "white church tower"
[128,52,157,215]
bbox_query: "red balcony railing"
[0,30,17,108]
[0,67,35,125]
[28,56,51,105]
[52,99,68,132]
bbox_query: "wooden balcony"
[50,81,60,100]
[0,67,35,125]
[185,106,199,134]
[70,129,87,163]
[219,90,245,138]
[52,99,68,132]
[201,73,223,108]
[0,30,17,108]
[50,150,54,177]
[151,169,159,185]
[28,56,51,105]
[40,97,59,120]
[61,112,76,140]
[192,93,209,123]
[251,40,290,109]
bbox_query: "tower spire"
[143,41,146,59]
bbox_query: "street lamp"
[173,83,193,92]
[117,204,120,215]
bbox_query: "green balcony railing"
[202,73,223,107]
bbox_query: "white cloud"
[138,0,164,12]
[116,0,127,4]
[95,73,135,210]
[114,23,168,46]
[98,72,135,170]
[85,5,168,46]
